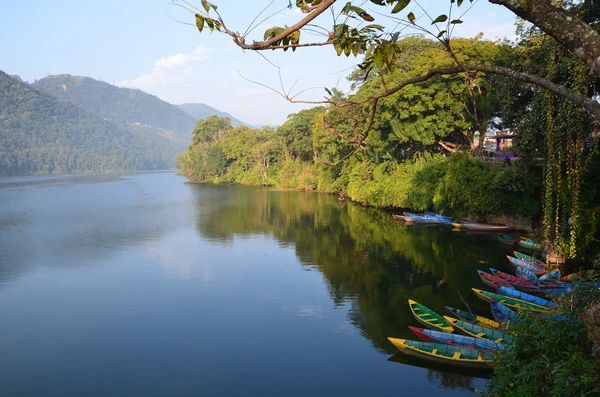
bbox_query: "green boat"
[388,338,494,369]
[444,316,514,344]
[472,288,551,313]
[518,238,543,251]
[408,299,454,333]
[514,251,545,266]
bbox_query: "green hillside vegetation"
[178,103,251,127]
[0,71,180,175]
[32,74,196,140]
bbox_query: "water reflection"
[193,185,513,385]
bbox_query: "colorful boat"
[405,212,452,224]
[409,326,504,351]
[518,237,543,251]
[507,256,548,276]
[489,268,541,293]
[392,214,408,221]
[498,234,516,245]
[408,299,454,333]
[514,252,546,266]
[453,222,512,231]
[472,288,552,312]
[491,301,518,324]
[478,270,514,290]
[425,212,452,220]
[538,269,561,285]
[444,316,514,344]
[387,338,495,369]
[515,266,539,285]
[497,286,559,309]
[445,306,502,330]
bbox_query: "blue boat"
[538,269,561,285]
[491,301,518,324]
[515,266,538,284]
[409,326,504,351]
[497,286,559,309]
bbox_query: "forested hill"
[0,71,181,175]
[178,103,250,127]
[32,74,197,139]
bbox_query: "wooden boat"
[472,288,552,312]
[453,222,512,231]
[507,256,548,276]
[408,326,504,351]
[445,306,502,330]
[491,301,518,324]
[392,214,409,221]
[538,269,561,285]
[425,212,452,220]
[444,316,514,344]
[404,212,452,224]
[497,286,559,309]
[515,266,539,284]
[387,338,495,369]
[489,268,541,293]
[518,237,543,251]
[514,252,546,266]
[498,234,516,245]
[408,299,454,333]
[478,270,514,290]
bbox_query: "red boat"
[478,270,514,290]
[489,268,541,293]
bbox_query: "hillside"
[32,74,197,140]
[0,71,180,175]
[178,103,252,127]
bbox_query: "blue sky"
[1,0,517,126]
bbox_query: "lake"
[0,171,517,396]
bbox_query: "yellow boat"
[388,338,494,370]
[445,306,502,330]
[472,288,551,313]
[408,299,454,333]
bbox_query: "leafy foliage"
[0,71,179,174]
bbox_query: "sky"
[1,0,518,126]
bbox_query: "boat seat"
[452,352,461,359]
[475,332,486,338]
[431,349,438,355]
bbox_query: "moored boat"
[515,266,539,285]
[507,256,548,276]
[454,222,512,231]
[518,237,543,251]
[408,299,454,333]
[538,269,561,285]
[514,251,546,266]
[409,326,504,351]
[489,268,541,293]
[498,234,516,245]
[478,270,514,290]
[472,288,552,312]
[445,306,502,330]
[496,286,559,309]
[491,301,518,324]
[387,338,495,369]
[444,316,514,344]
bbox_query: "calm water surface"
[0,171,518,396]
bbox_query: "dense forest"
[180,33,600,261]
[32,74,197,140]
[0,71,181,174]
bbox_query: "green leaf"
[431,14,448,24]
[392,0,411,14]
[407,12,416,24]
[325,87,333,96]
[437,30,447,38]
[450,19,463,24]
[457,0,464,6]
[195,14,205,33]
[373,48,385,70]
[201,0,211,13]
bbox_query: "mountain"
[32,74,197,141]
[0,71,181,175]
[178,103,252,128]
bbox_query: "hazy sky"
[1,0,517,126]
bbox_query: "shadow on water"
[192,185,515,382]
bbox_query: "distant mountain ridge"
[0,71,181,175]
[178,103,252,128]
